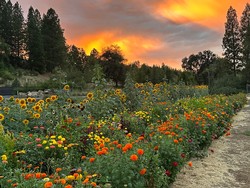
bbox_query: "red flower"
[165,170,171,176]
[172,161,178,167]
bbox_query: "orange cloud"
[67,31,166,65]
[153,0,247,30]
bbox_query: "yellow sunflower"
[0,114,4,121]
[86,92,94,100]
[63,85,70,91]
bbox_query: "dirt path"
[171,95,250,188]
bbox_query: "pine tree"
[1,0,13,50]
[240,3,250,83]
[41,8,67,72]
[0,0,7,37]
[222,6,242,76]
[12,2,25,58]
[26,7,45,73]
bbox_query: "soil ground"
[171,94,250,188]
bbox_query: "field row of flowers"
[0,82,246,188]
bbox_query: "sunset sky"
[15,0,249,69]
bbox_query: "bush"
[209,74,245,95]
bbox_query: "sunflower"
[33,113,41,119]
[22,119,29,125]
[115,89,121,95]
[19,99,26,105]
[27,97,33,103]
[63,85,70,91]
[50,95,58,101]
[86,92,94,100]
[46,98,51,103]
[0,114,4,121]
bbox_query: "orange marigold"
[44,181,53,188]
[137,149,144,155]
[91,182,97,187]
[64,184,73,188]
[130,154,138,161]
[188,161,193,167]
[139,168,147,175]
[89,158,95,163]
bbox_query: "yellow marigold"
[0,114,4,121]
[22,119,29,125]
[1,155,7,161]
[65,175,75,181]
[63,85,70,91]
[86,92,94,100]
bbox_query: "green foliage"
[209,74,245,95]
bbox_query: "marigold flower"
[89,158,95,163]
[173,139,179,144]
[12,183,18,187]
[35,173,41,179]
[130,154,138,161]
[60,179,66,184]
[44,181,53,188]
[91,182,97,187]
[154,146,159,151]
[188,161,193,167]
[172,161,178,167]
[0,95,3,102]
[139,168,147,175]
[64,185,73,188]
[82,178,89,184]
[56,168,62,173]
[137,149,144,155]
[1,155,7,161]
[81,155,86,160]
[117,144,122,148]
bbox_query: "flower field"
[0,82,246,188]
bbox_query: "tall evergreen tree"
[1,0,13,50]
[41,8,67,72]
[222,6,242,76]
[26,7,45,72]
[12,2,25,58]
[0,0,7,37]
[240,3,250,83]
[67,45,86,71]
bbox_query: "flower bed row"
[0,83,246,188]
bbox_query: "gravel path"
[171,95,250,188]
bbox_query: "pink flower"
[37,144,42,147]
[36,138,41,142]
[50,145,55,149]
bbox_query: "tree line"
[181,3,250,94]
[0,0,249,93]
